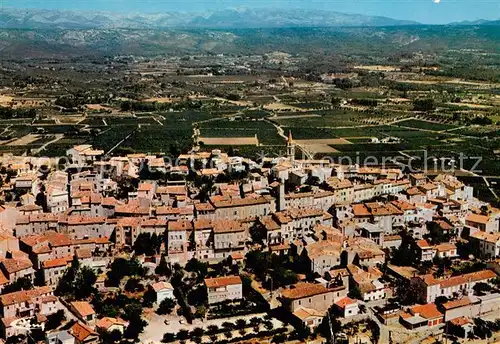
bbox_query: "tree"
[101,329,122,344]
[236,319,247,330]
[2,276,33,294]
[348,286,362,300]
[107,257,145,287]
[194,305,207,318]
[134,233,156,256]
[142,288,156,307]
[55,256,80,296]
[473,282,492,295]
[413,98,436,112]
[187,285,207,307]
[185,258,208,280]
[272,333,287,343]
[395,280,424,305]
[317,308,341,343]
[162,333,176,343]
[190,327,204,338]
[125,277,145,293]
[264,320,274,331]
[390,235,417,266]
[155,256,172,278]
[157,298,176,315]
[74,266,97,299]
[45,310,65,331]
[224,331,233,339]
[177,330,189,340]
[249,222,267,245]
[207,325,219,334]
[473,319,493,339]
[434,296,448,307]
[123,304,147,339]
[222,322,235,331]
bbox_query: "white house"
[151,281,174,304]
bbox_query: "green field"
[396,119,458,131]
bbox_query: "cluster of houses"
[0,137,497,342]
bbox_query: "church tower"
[287,130,295,163]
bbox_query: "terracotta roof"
[281,282,330,300]
[442,297,471,310]
[435,243,456,252]
[260,216,281,231]
[384,235,402,242]
[21,231,72,249]
[117,217,141,227]
[0,270,9,285]
[193,219,213,230]
[0,258,32,274]
[156,206,181,215]
[101,197,119,207]
[352,204,371,217]
[71,301,95,317]
[416,239,432,249]
[204,275,242,288]
[209,195,271,208]
[69,322,97,342]
[212,219,247,234]
[168,220,193,232]
[465,214,489,225]
[293,307,324,321]
[440,270,497,289]
[410,303,442,320]
[335,297,356,309]
[0,286,53,306]
[96,317,128,331]
[194,202,215,212]
[450,317,471,326]
[42,256,72,269]
[151,281,173,292]
[305,240,342,259]
[75,248,92,259]
[60,215,106,226]
[18,204,42,212]
[470,231,500,244]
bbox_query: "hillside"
[0,25,499,59]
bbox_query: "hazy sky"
[2,0,499,24]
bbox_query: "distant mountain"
[449,19,500,26]
[0,7,419,29]
[0,25,498,60]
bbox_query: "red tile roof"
[204,275,242,288]
[410,303,442,320]
[281,282,331,300]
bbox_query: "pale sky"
[2,0,499,24]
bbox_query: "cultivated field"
[199,137,258,145]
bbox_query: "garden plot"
[296,138,351,154]
[263,102,305,112]
[199,136,258,146]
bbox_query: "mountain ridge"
[1,7,420,29]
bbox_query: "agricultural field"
[396,119,459,131]
[0,43,498,181]
[199,119,284,146]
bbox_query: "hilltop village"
[0,134,498,344]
